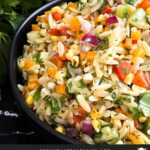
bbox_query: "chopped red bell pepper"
[101,4,111,14]
[133,70,149,88]
[113,60,135,82]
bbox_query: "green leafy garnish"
[33,52,43,63]
[111,92,117,102]
[79,80,87,88]
[117,97,131,104]
[67,82,73,93]
[129,108,142,120]
[33,87,41,101]
[139,93,150,117]
[97,39,109,50]
[47,96,60,113]
[60,95,67,105]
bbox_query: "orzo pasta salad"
[18,0,150,144]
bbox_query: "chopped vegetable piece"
[32,24,39,31]
[128,8,147,29]
[131,30,142,40]
[52,12,62,21]
[106,16,118,25]
[125,0,139,6]
[49,29,60,36]
[68,2,77,9]
[51,55,63,68]
[90,108,100,119]
[48,96,60,113]
[55,84,66,95]
[144,118,150,138]
[138,0,150,10]
[128,130,145,144]
[129,108,142,120]
[97,39,109,50]
[70,17,80,31]
[33,87,41,101]
[73,107,86,123]
[81,33,100,46]
[139,93,150,116]
[113,61,135,82]
[133,70,149,88]
[48,66,57,78]
[27,81,39,90]
[87,51,97,62]
[132,47,145,57]
[116,5,128,18]
[124,38,132,49]
[101,4,111,14]
[66,82,72,93]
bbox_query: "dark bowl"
[9,0,81,144]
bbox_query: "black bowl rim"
[9,0,82,144]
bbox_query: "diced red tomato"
[59,27,70,37]
[49,28,60,35]
[133,70,149,88]
[101,4,111,14]
[138,0,150,10]
[50,55,63,68]
[73,107,86,124]
[52,12,62,21]
[134,120,139,128]
[113,60,135,82]
[132,40,138,44]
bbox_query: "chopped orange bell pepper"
[131,30,141,41]
[70,17,81,32]
[48,67,57,78]
[124,38,132,49]
[87,51,97,62]
[132,47,145,58]
[55,84,66,95]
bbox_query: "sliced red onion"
[81,33,100,47]
[81,121,92,136]
[106,16,118,25]
[67,128,79,138]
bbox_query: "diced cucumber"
[143,118,150,138]
[116,5,128,18]
[128,8,147,29]
[94,128,119,143]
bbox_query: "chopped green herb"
[129,108,142,120]
[33,87,41,101]
[97,39,109,50]
[79,80,87,88]
[67,82,72,93]
[33,52,43,63]
[111,92,117,102]
[122,68,129,74]
[48,96,60,113]
[117,97,131,104]
[60,95,67,105]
